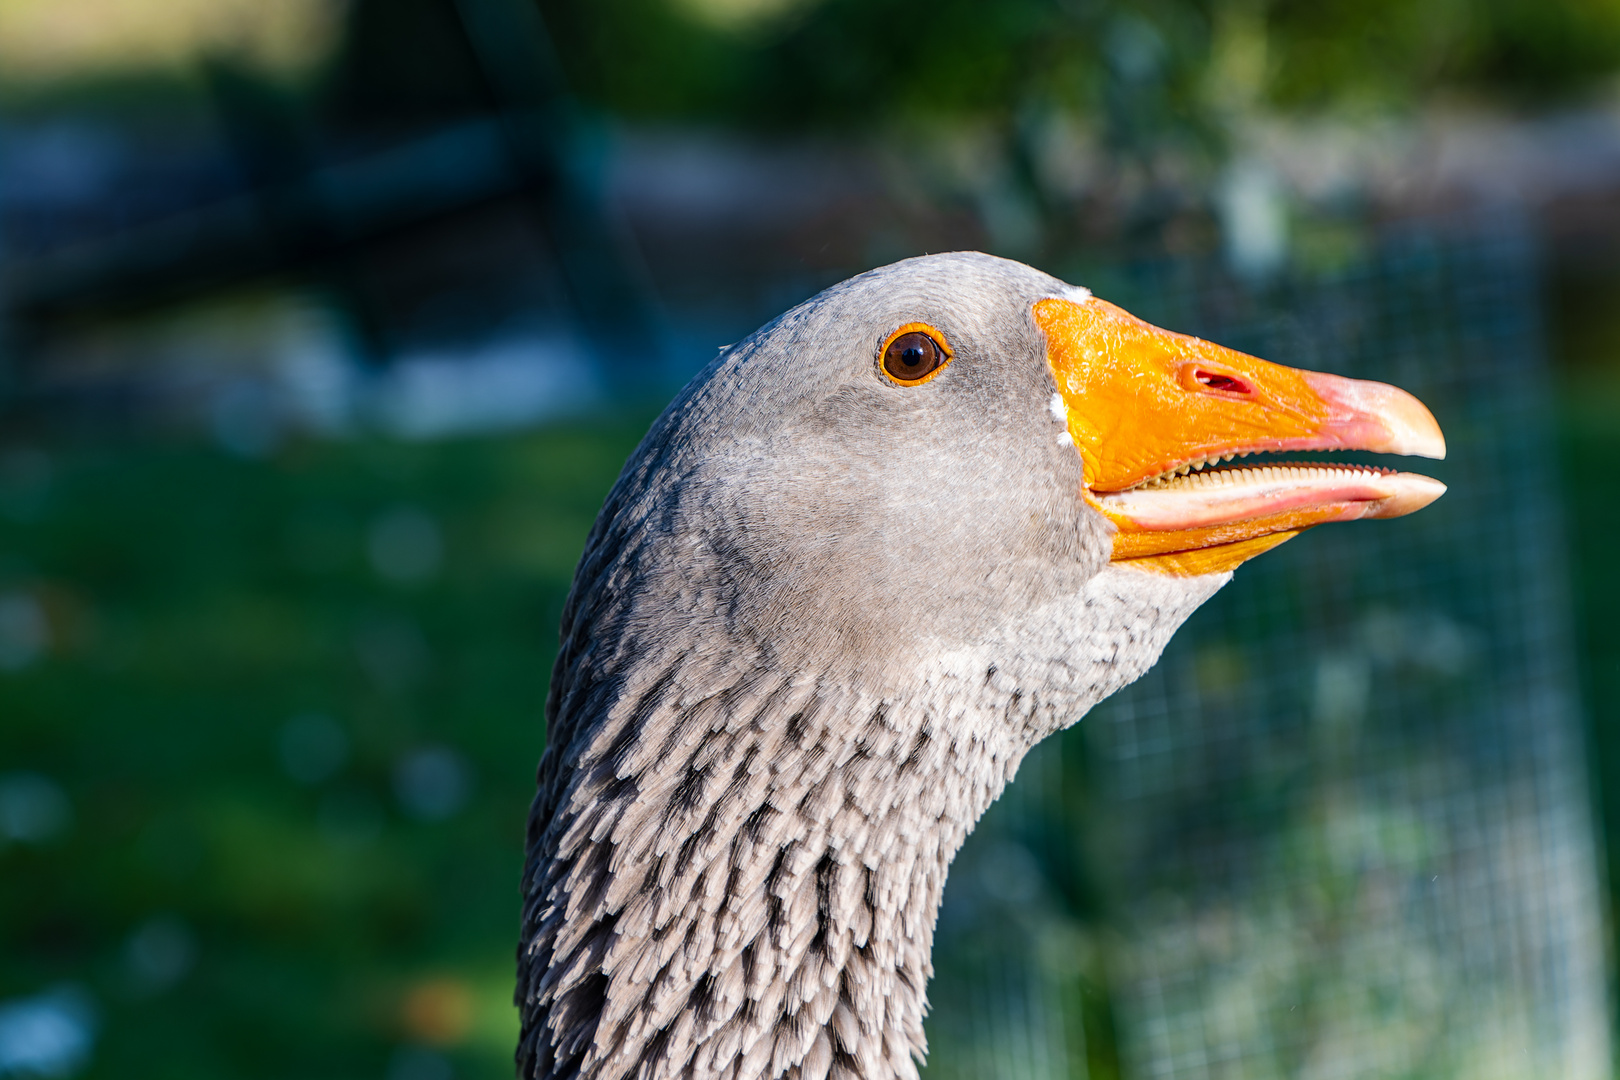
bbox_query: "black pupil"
[886,333,940,380]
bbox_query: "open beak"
[1035,295,1447,576]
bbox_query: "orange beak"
[1035,295,1447,576]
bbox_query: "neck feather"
[518,566,1223,1080]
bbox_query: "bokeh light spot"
[124,916,197,996]
[277,713,350,785]
[399,978,474,1048]
[0,594,49,672]
[393,747,471,823]
[369,508,444,586]
[0,773,72,845]
[0,986,98,1078]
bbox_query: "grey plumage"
[517,253,1232,1080]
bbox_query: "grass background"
[0,422,650,1079]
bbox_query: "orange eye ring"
[878,323,953,386]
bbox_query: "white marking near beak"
[1046,285,1094,305]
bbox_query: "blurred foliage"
[0,0,346,90]
[9,0,1620,131]
[538,0,1620,130]
[0,422,649,1079]
[1560,376,1620,953]
[324,0,501,125]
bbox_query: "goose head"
[517,252,1444,1080]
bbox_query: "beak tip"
[1305,371,1445,462]
[1366,387,1446,461]
[1364,474,1447,520]
[1394,430,1446,461]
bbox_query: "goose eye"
[879,325,952,385]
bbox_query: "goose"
[515,252,1445,1080]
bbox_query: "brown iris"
[879,324,952,385]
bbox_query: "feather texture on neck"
[518,561,1220,1080]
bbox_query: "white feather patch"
[1047,284,1093,304]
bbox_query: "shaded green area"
[538,0,1620,128]
[1561,377,1620,940]
[0,422,649,1079]
[13,0,1620,138]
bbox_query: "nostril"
[1196,370,1251,394]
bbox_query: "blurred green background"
[6,0,1620,1078]
[2,425,648,1078]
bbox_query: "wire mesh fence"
[927,217,1610,1080]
